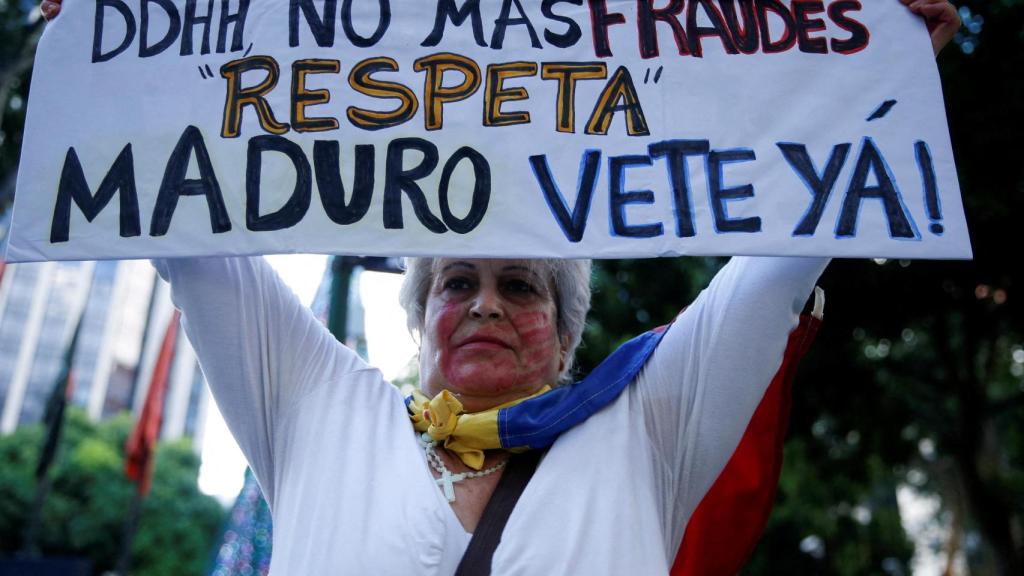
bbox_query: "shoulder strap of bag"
[454,450,543,576]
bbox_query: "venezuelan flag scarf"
[406,327,667,470]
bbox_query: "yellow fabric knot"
[424,390,462,439]
[408,386,551,470]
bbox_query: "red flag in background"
[125,309,181,496]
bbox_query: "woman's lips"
[456,336,511,351]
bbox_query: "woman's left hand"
[40,0,61,21]
[900,0,961,56]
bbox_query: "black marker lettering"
[245,135,312,232]
[438,147,491,234]
[541,0,583,48]
[530,150,601,243]
[151,126,231,236]
[92,0,137,63]
[421,0,487,48]
[610,155,663,238]
[778,142,851,236]
[383,138,447,233]
[51,145,140,243]
[708,148,760,233]
[314,141,375,225]
[836,138,916,239]
[649,139,709,238]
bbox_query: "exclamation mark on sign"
[915,141,944,235]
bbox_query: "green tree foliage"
[0,0,41,206]
[0,408,225,575]
[579,2,1024,574]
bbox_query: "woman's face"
[419,259,566,412]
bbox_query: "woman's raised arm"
[153,257,369,504]
[636,256,828,535]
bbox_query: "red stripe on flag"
[671,313,820,576]
[125,309,181,496]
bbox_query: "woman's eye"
[443,277,471,291]
[504,279,535,294]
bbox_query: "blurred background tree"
[0,0,42,208]
[0,1,1020,575]
[0,408,225,575]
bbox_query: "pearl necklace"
[418,433,507,502]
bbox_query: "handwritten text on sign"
[6,0,971,261]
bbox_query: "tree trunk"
[941,314,1022,576]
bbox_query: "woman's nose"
[469,287,503,320]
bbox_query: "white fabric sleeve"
[636,256,829,539]
[152,257,369,501]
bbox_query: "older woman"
[41,1,961,574]
[151,254,826,575]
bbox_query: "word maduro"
[50,127,493,241]
[222,53,648,137]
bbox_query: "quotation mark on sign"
[198,43,253,78]
[643,66,664,84]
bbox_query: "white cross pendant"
[437,469,457,502]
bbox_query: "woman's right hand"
[40,0,62,21]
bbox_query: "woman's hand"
[900,0,961,56]
[40,0,62,21]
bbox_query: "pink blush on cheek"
[509,310,554,336]
[432,301,463,341]
[509,310,560,382]
[430,300,465,388]
[510,311,558,353]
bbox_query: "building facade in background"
[0,251,210,450]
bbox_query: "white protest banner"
[6,0,971,262]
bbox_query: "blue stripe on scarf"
[498,327,667,449]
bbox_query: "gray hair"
[398,258,592,384]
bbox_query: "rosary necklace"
[418,433,506,502]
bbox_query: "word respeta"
[219,54,648,137]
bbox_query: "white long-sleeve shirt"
[154,255,827,575]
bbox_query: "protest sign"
[6,0,971,262]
